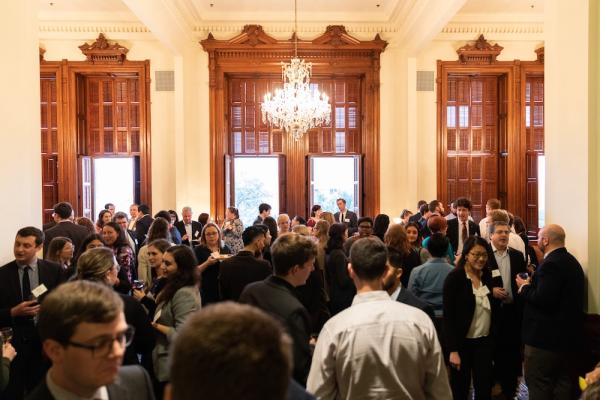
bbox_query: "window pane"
[447,106,456,127]
[234,157,279,226]
[335,132,345,153]
[525,106,531,128]
[93,158,134,219]
[538,155,545,229]
[459,105,469,128]
[310,156,358,214]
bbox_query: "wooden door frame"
[40,57,152,215]
[201,25,386,222]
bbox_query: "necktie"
[340,212,344,222]
[461,221,468,243]
[22,266,32,301]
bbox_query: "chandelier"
[261,0,331,141]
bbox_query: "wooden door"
[40,76,59,223]
[525,75,544,232]
[445,75,499,222]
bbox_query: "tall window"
[227,76,362,217]
[525,76,545,232]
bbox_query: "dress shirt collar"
[389,285,401,301]
[351,290,393,306]
[17,258,38,270]
[491,243,507,256]
[47,370,109,400]
[425,257,448,264]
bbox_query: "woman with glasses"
[194,223,231,306]
[150,245,201,389]
[76,247,155,367]
[443,236,497,400]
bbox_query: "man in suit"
[307,238,450,399]
[487,221,527,399]
[113,212,138,255]
[252,203,271,225]
[174,207,202,247]
[127,204,139,231]
[167,302,314,400]
[383,247,435,321]
[27,280,155,400]
[408,200,428,224]
[240,233,316,386]
[43,202,89,257]
[134,204,153,245]
[516,224,584,400]
[0,227,65,400]
[334,198,358,235]
[219,226,271,301]
[447,197,480,255]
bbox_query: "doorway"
[308,156,361,215]
[233,156,281,225]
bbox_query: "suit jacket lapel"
[8,262,23,303]
[107,375,129,400]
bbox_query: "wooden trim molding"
[456,34,504,64]
[79,33,129,64]
[201,25,386,222]
[437,38,544,224]
[535,46,544,63]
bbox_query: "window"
[309,156,361,215]
[93,158,135,218]
[233,157,280,226]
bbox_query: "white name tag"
[344,218,350,223]
[492,269,501,278]
[153,309,162,323]
[31,284,48,299]
[194,230,200,237]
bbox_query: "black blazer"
[240,276,312,386]
[194,245,232,306]
[446,219,480,254]
[486,246,527,304]
[134,215,154,244]
[218,250,272,301]
[520,247,585,351]
[43,221,90,257]
[325,248,355,316]
[25,365,155,400]
[119,294,155,366]
[0,259,64,328]
[396,287,435,321]
[333,210,358,234]
[443,267,498,353]
[173,220,202,247]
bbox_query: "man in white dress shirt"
[307,237,451,400]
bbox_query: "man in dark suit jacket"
[174,207,202,247]
[0,227,65,400]
[487,221,526,399]
[383,248,435,321]
[134,204,153,245]
[168,302,314,400]
[26,280,155,400]
[240,233,316,386]
[219,226,271,301]
[516,224,585,400]
[43,202,89,256]
[408,200,428,224]
[446,197,480,255]
[333,198,358,235]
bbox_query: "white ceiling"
[38,0,544,23]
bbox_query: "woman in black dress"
[194,222,231,305]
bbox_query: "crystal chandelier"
[261,0,331,141]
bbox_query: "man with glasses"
[28,280,154,400]
[343,217,374,256]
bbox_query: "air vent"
[416,71,434,91]
[155,71,174,91]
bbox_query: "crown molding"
[437,22,543,41]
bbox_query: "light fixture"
[261,0,331,141]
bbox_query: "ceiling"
[38,0,544,24]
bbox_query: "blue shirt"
[407,258,454,317]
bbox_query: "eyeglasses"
[468,252,488,260]
[66,325,135,358]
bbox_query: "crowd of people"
[0,197,598,400]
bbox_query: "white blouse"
[465,273,492,338]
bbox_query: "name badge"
[31,284,48,299]
[344,218,350,223]
[194,230,200,238]
[492,269,501,278]
[153,309,162,323]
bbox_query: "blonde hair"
[76,247,115,283]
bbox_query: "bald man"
[516,224,584,400]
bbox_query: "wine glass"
[0,327,13,343]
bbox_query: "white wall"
[0,2,42,264]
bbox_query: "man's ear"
[43,339,64,365]
[347,263,355,280]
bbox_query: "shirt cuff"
[518,283,530,294]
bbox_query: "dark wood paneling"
[202,25,386,222]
